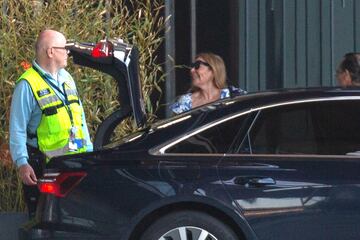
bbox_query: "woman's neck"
[198,86,220,101]
[192,85,221,108]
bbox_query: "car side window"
[238,100,360,155]
[165,113,252,154]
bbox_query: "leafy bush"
[0,0,166,211]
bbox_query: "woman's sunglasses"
[190,60,212,70]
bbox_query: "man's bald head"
[34,29,68,74]
[35,30,66,59]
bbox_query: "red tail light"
[91,40,113,58]
[38,172,87,197]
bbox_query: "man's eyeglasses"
[190,60,212,70]
[52,46,70,54]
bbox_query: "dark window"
[238,100,360,155]
[166,113,252,154]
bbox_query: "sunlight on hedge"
[0,0,166,211]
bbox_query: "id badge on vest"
[69,126,83,151]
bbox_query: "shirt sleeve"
[228,85,247,96]
[9,80,35,167]
[169,94,192,114]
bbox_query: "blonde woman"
[170,52,246,114]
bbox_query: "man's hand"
[19,164,37,185]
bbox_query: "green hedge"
[0,0,166,212]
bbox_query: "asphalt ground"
[0,213,27,240]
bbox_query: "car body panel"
[21,151,258,239]
[219,155,360,240]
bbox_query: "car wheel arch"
[128,200,253,240]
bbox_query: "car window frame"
[150,96,360,156]
[237,98,360,156]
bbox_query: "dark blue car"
[20,39,360,240]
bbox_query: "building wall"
[238,0,360,92]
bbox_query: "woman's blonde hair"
[191,52,227,91]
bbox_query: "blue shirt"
[9,60,93,167]
[170,87,247,114]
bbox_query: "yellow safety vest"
[17,67,87,162]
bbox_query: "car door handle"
[234,176,276,187]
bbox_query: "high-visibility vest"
[17,67,87,162]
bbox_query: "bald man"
[9,29,93,218]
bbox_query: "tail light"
[91,40,113,58]
[38,172,87,197]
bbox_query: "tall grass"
[0,0,167,211]
[0,164,25,212]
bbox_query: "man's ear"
[46,47,53,58]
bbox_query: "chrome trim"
[150,96,360,156]
[38,178,56,183]
[250,96,360,111]
[127,133,143,142]
[156,153,360,158]
[154,115,192,130]
[43,172,60,177]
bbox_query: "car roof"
[150,87,360,131]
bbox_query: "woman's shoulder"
[169,93,192,114]
[178,92,192,101]
[220,86,247,98]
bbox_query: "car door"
[218,99,360,240]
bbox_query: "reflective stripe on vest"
[45,139,87,158]
[17,67,87,162]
